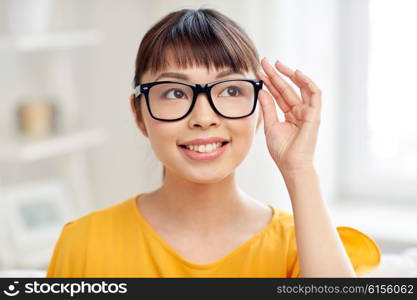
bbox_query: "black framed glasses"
[133,78,263,121]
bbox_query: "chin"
[181,168,232,184]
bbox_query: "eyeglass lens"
[147,81,255,120]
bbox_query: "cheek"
[147,122,179,161]
[229,118,257,158]
[142,109,179,162]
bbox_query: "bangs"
[134,8,260,85]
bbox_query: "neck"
[152,167,249,233]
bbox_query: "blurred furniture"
[0,6,104,270]
[0,130,104,270]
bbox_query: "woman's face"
[130,62,262,184]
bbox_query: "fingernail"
[263,57,269,64]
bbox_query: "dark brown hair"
[132,8,261,182]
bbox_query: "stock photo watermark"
[2,280,127,297]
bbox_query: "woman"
[46,8,380,278]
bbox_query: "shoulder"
[264,205,298,254]
[51,197,134,255]
[46,195,138,277]
[270,205,296,234]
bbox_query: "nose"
[188,91,220,129]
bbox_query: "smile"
[178,141,229,161]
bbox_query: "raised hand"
[255,58,322,174]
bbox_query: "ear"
[130,94,149,137]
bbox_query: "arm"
[255,57,355,277]
[282,167,356,277]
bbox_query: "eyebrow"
[154,70,245,82]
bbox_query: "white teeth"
[185,142,223,153]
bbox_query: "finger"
[274,60,304,87]
[295,70,313,106]
[256,70,291,113]
[256,70,299,124]
[295,70,322,110]
[261,58,302,107]
[257,89,279,131]
[275,60,311,106]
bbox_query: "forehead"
[154,69,249,82]
[143,48,253,82]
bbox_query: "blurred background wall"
[0,0,416,276]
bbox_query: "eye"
[164,88,188,99]
[219,86,241,97]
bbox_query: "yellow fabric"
[46,193,381,277]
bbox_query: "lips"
[178,140,229,161]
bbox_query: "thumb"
[258,89,279,133]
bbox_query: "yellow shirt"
[46,193,381,277]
